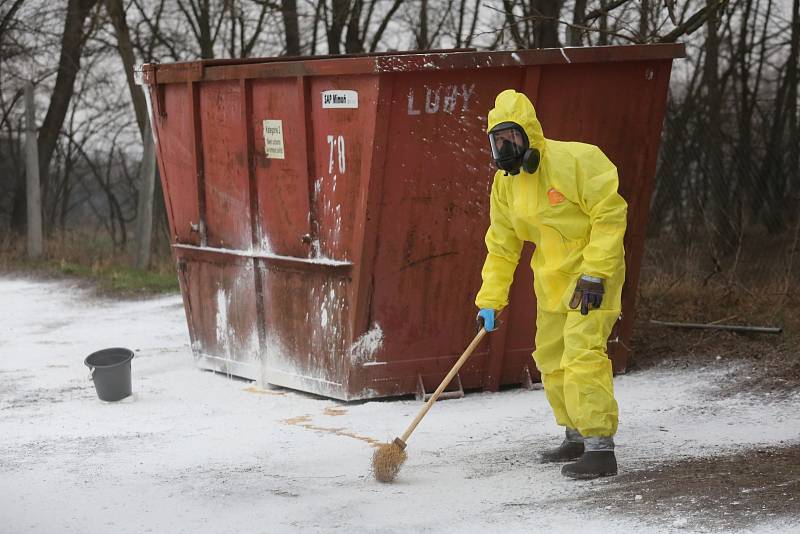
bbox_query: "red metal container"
[139,44,684,400]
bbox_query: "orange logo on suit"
[547,188,566,206]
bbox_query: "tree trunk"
[368,0,405,51]
[638,0,649,42]
[598,0,608,45]
[758,0,798,233]
[105,0,159,266]
[104,0,148,138]
[134,122,156,269]
[25,83,43,259]
[417,0,429,48]
[36,0,98,233]
[311,0,323,54]
[502,0,525,48]
[735,0,755,226]
[282,0,301,55]
[0,0,24,46]
[464,0,480,47]
[327,0,350,54]
[703,0,735,252]
[787,0,800,206]
[198,0,215,59]
[531,0,561,48]
[568,0,586,46]
[455,0,467,47]
[10,121,26,234]
[345,0,364,52]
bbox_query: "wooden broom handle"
[399,310,503,444]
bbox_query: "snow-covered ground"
[1,277,799,533]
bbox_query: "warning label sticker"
[322,90,358,109]
[262,119,285,159]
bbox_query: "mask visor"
[488,125,528,160]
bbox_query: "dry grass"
[631,234,800,392]
[0,233,178,296]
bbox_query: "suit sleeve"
[577,148,628,279]
[475,174,523,310]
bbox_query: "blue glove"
[476,308,496,332]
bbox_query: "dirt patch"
[630,312,800,397]
[589,444,800,531]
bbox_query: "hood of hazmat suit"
[475,89,627,438]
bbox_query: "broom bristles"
[371,441,408,483]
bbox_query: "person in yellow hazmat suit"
[475,89,627,479]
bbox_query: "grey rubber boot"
[561,436,617,479]
[539,428,585,463]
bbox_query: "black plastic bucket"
[85,348,134,402]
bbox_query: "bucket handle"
[87,367,95,381]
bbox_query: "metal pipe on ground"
[649,320,783,335]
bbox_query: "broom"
[371,316,497,483]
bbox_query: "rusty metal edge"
[189,81,208,247]
[263,366,348,400]
[195,352,261,381]
[241,78,268,351]
[298,76,319,255]
[346,73,390,395]
[356,354,490,399]
[614,59,677,374]
[146,48,476,71]
[172,244,354,276]
[139,44,686,85]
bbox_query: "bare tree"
[569,0,587,45]
[325,0,350,53]
[37,0,99,230]
[0,0,24,46]
[24,82,43,258]
[453,0,481,48]
[756,0,799,233]
[3,0,798,285]
[312,0,406,54]
[281,0,301,54]
[105,0,148,137]
[175,0,225,58]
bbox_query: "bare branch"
[659,0,728,43]
[369,0,405,52]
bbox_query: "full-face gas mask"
[488,121,540,176]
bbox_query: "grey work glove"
[569,275,604,315]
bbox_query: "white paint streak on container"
[349,324,384,365]
[215,288,230,354]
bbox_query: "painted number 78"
[327,135,346,175]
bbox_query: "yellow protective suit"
[475,89,627,438]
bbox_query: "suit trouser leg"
[532,310,574,429]
[562,309,619,438]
